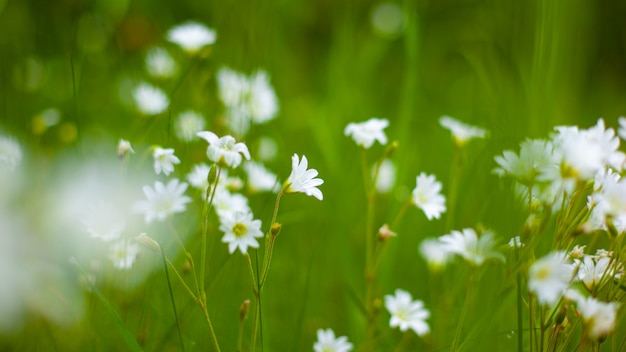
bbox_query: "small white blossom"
[373,159,395,193]
[575,255,622,291]
[384,289,430,336]
[133,179,191,224]
[243,161,279,193]
[175,110,206,142]
[344,118,389,148]
[528,251,574,306]
[411,173,446,220]
[133,83,169,115]
[507,236,524,248]
[371,2,404,37]
[197,131,250,168]
[285,154,324,200]
[0,136,22,172]
[214,189,251,222]
[219,211,263,254]
[81,201,125,242]
[109,240,141,270]
[438,228,504,266]
[145,47,178,78]
[439,115,487,146]
[618,116,626,141]
[117,139,134,158]
[576,296,620,340]
[167,21,216,53]
[152,147,180,176]
[187,163,211,191]
[313,328,353,352]
[419,238,453,269]
[494,139,554,185]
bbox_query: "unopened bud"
[135,233,161,254]
[554,306,567,326]
[207,164,217,185]
[384,140,399,159]
[117,139,135,158]
[239,299,250,322]
[377,224,396,241]
[271,223,282,237]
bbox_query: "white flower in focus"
[133,83,169,115]
[313,328,353,352]
[152,147,180,176]
[0,136,22,172]
[438,229,504,266]
[81,201,125,242]
[284,154,324,200]
[419,238,453,269]
[576,296,620,340]
[197,131,250,168]
[175,110,206,142]
[244,161,279,193]
[528,251,574,306]
[187,163,211,191]
[493,139,554,185]
[344,118,389,148]
[373,159,396,193]
[109,240,141,270]
[133,179,191,224]
[145,47,178,78]
[439,115,487,146]
[411,173,446,220]
[167,21,216,53]
[219,211,263,254]
[384,289,430,336]
[117,139,134,158]
[575,255,622,291]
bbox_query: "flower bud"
[377,224,396,241]
[117,139,135,158]
[271,223,282,237]
[135,233,161,254]
[239,299,250,322]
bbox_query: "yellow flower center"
[233,223,247,237]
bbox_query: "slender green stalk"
[165,258,198,301]
[450,271,474,351]
[200,165,221,299]
[161,245,186,352]
[168,221,200,296]
[446,144,463,231]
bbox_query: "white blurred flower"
[152,147,180,176]
[618,116,626,141]
[197,131,250,168]
[133,82,169,115]
[244,161,279,193]
[81,201,125,242]
[373,159,395,193]
[109,240,141,270]
[175,110,206,142]
[439,115,487,146]
[507,236,524,248]
[219,211,263,254]
[576,296,620,340]
[411,172,446,220]
[133,179,191,224]
[187,163,211,191]
[248,70,279,124]
[117,139,134,158]
[587,176,626,233]
[344,118,389,149]
[493,139,554,185]
[167,21,216,53]
[419,238,453,270]
[145,47,178,78]
[438,228,504,266]
[284,154,324,200]
[575,255,622,291]
[384,289,430,336]
[528,251,574,306]
[214,189,251,222]
[313,328,353,352]
[371,2,404,37]
[257,136,278,161]
[0,136,22,172]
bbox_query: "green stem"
[165,258,198,301]
[168,221,200,296]
[200,166,222,300]
[450,271,473,351]
[161,245,186,352]
[446,145,463,230]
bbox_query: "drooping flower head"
[313,328,353,352]
[197,131,250,168]
[133,179,191,224]
[284,154,324,200]
[439,115,487,146]
[344,118,389,148]
[167,21,216,53]
[411,173,446,220]
[219,211,263,254]
[152,147,180,176]
[384,289,430,336]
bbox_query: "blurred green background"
[2,0,626,350]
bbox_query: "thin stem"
[245,253,259,295]
[450,271,473,351]
[516,259,523,352]
[200,302,221,352]
[168,221,200,296]
[391,197,412,231]
[259,191,283,288]
[165,259,198,301]
[446,144,463,230]
[161,245,186,352]
[238,319,245,352]
[200,165,222,300]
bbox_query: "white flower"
[187,163,211,191]
[133,83,169,115]
[507,236,524,248]
[438,228,504,266]
[0,136,22,172]
[167,21,216,53]
[528,251,574,306]
[214,189,251,222]
[618,116,626,141]
[411,173,446,220]
[109,239,141,270]
[493,139,554,185]
[576,296,620,339]
[371,2,404,37]
[175,110,206,142]
[439,115,487,146]
[419,238,453,269]
[133,179,191,224]
[152,147,180,176]
[257,136,278,161]
[145,47,178,78]
[373,159,395,193]
[575,255,622,291]
[344,118,389,148]
[243,161,279,193]
[313,328,353,352]
[197,131,250,168]
[117,139,134,158]
[384,289,430,336]
[285,154,324,200]
[81,201,125,242]
[248,70,279,124]
[219,211,263,254]
[587,176,626,233]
